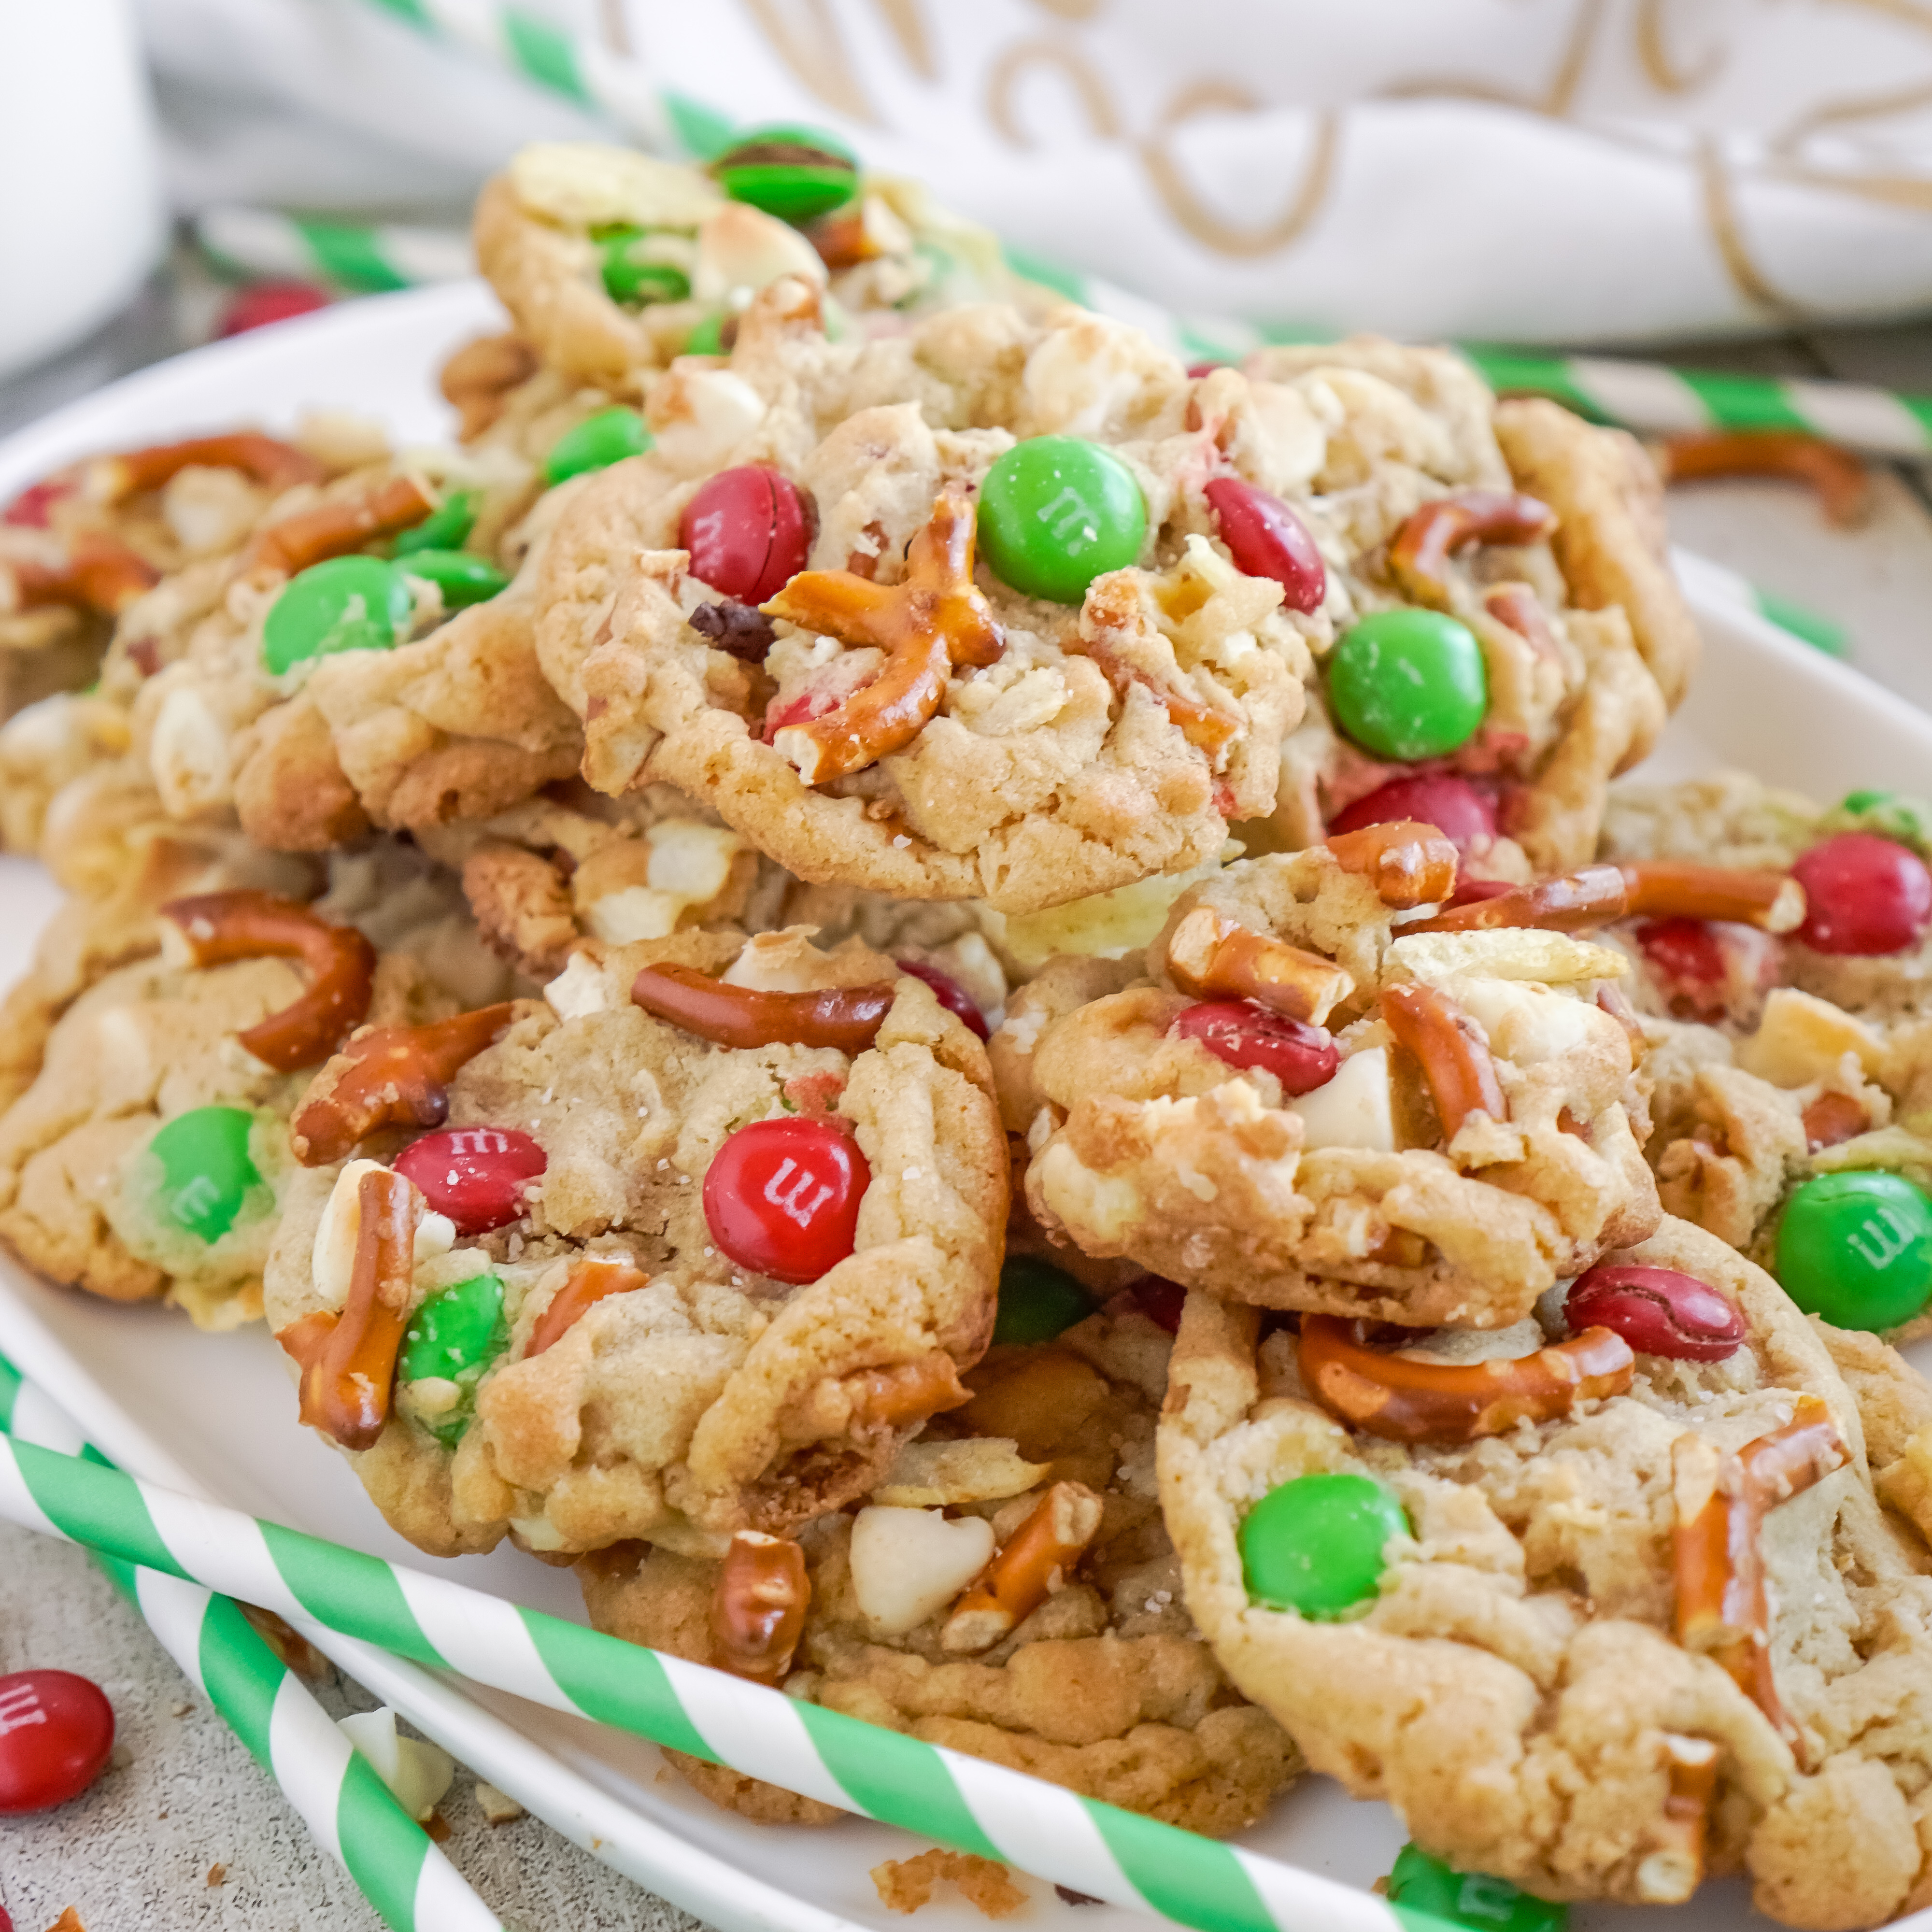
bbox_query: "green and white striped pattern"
[0,1423,1463,1932]
[196,208,473,294]
[0,1357,500,1932]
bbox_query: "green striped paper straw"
[0,1357,500,1932]
[0,1426,1462,1932]
[1669,549,1850,658]
[196,208,473,294]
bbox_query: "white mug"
[0,0,165,380]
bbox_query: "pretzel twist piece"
[1619,861,1805,934]
[1672,1394,1848,1747]
[710,1531,811,1684]
[1641,1735,1722,1904]
[290,1166,420,1451]
[527,1255,649,1357]
[162,889,377,1072]
[1482,582,1561,660]
[939,1480,1104,1653]
[7,534,161,616]
[1325,820,1460,909]
[763,491,1004,783]
[1379,983,1507,1142]
[243,473,437,577]
[1388,489,1558,608]
[1165,906,1353,1024]
[1658,431,1870,528]
[291,1003,517,1165]
[631,963,894,1051]
[1299,1314,1635,1444]
[87,434,327,504]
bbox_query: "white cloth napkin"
[138,0,1932,344]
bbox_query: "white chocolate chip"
[544,952,612,1021]
[647,368,768,476]
[693,201,826,307]
[149,683,232,816]
[849,1506,995,1636]
[312,1158,391,1306]
[510,141,721,229]
[1288,1046,1396,1152]
[338,1708,455,1824]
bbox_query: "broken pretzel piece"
[763,491,1004,784]
[162,888,376,1072]
[86,433,327,504]
[1165,906,1353,1024]
[1299,1314,1635,1444]
[528,1255,649,1357]
[1619,861,1804,934]
[243,474,438,578]
[1671,1394,1849,1748]
[1404,863,1630,936]
[1379,983,1506,1143]
[5,533,161,616]
[1657,430,1869,528]
[1325,820,1459,909]
[710,1530,811,1684]
[291,1003,518,1165]
[291,1166,421,1451]
[940,1480,1103,1652]
[631,962,894,1051]
[1389,489,1557,609]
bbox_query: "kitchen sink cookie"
[1606,774,1932,1027]
[1233,350,1690,880]
[578,1288,1299,1833]
[1158,1214,1932,1927]
[0,426,362,722]
[0,847,498,1328]
[1640,981,1932,1344]
[262,924,1006,1558]
[538,277,1324,912]
[1005,827,1659,1329]
[474,140,1011,393]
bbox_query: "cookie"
[1158,1214,1932,1926]
[261,924,1006,1558]
[473,141,1012,394]
[1234,349,1684,878]
[0,844,497,1328]
[1003,830,1659,1328]
[537,279,1324,912]
[578,1293,1299,1834]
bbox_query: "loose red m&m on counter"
[0,1669,115,1814]
[394,1127,546,1235]
[680,466,813,606]
[1791,832,1932,956]
[703,1117,870,1283]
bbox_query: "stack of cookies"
[4,128,1930,1931]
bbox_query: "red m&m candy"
[1171,1000,1338,1095]
[895,958,988,1039]
[704,1118,869,1283]
[0,1669,115,1814]
[3,477,75,528]
[1792,832,1932,956]
[1328,774,1496,857]
[680,466,812,605]
[216,280,331,338]
[395,1127,546,1234]
[1203,476,1326,613]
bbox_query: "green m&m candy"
[683,312,730,356]
[149,1106,262,1244]
[544,407,653,486]
[1386,1845,1566,1932]
[597,227,694,307]
[391,488,477,557]
[398,549,510,610]
[711,125,859,223]
[1239,1470,1406,1618]
[261,555,412,675]
[399,1272,509,1445]
[1327,609,1488,761]
[1822,787,1932,859]
[977,438,1147,605]
[1776,1170,1932,1330]
[992,1256,1094,1345]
